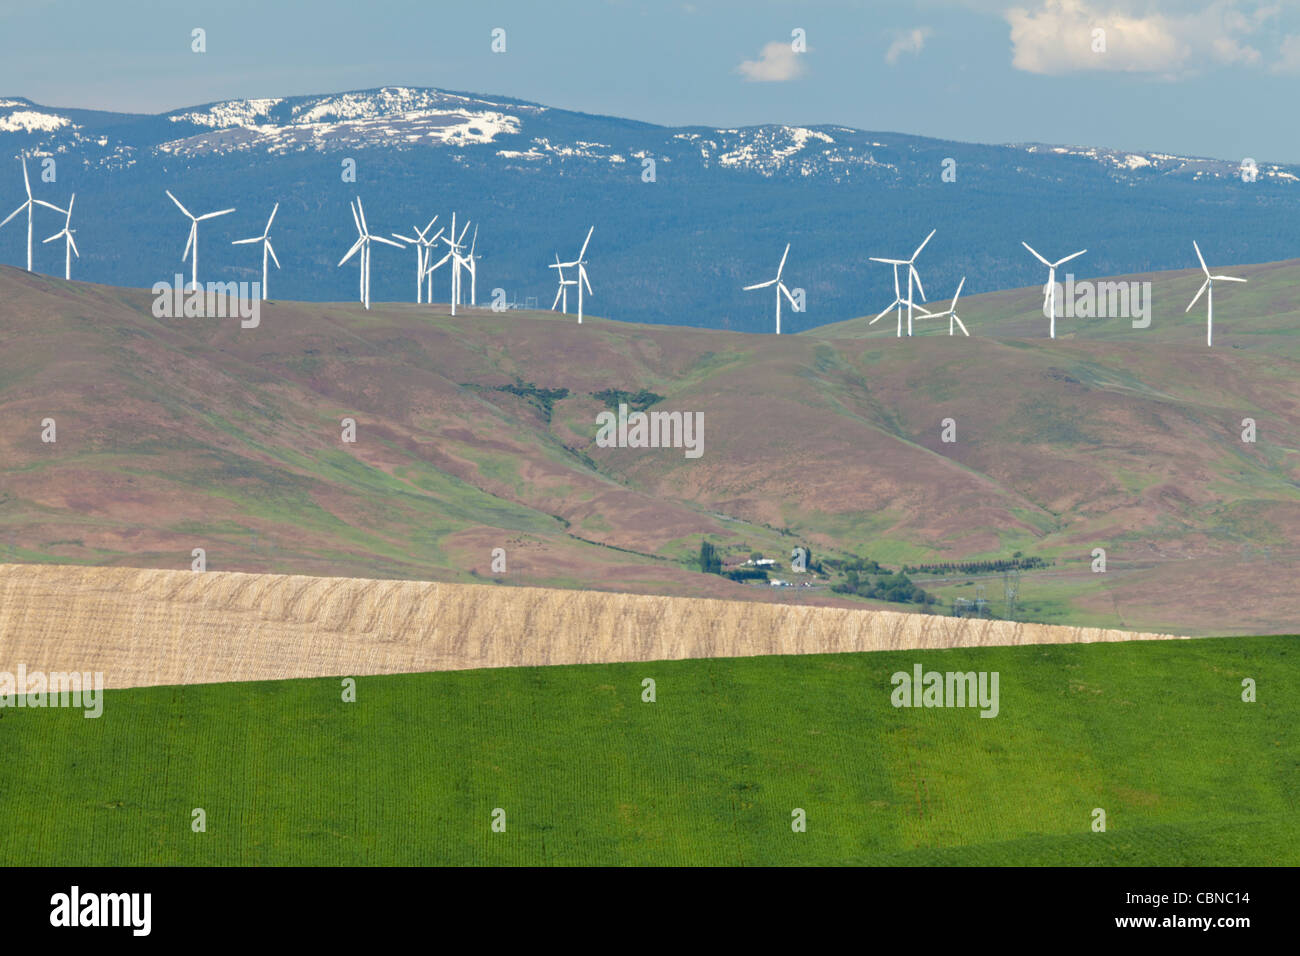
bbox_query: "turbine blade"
[355,198,368,233]
[777,243,790,278]
[1186,278,1210,312]
[42,231,61,243]
[1213,275,1247,283]
[372,234,404,248]
[552,285,564,310]
[67,233,79,257]
[183,223,195,261]
[1055,248,1086,266]
[265,202,278,233]
[350,201,362,235]
[911,228,935,260]
[581,264,592,295]
[166,190,193,219]
[266,241,280,269]
[951,276,965,310]
[780,282,796,307]
[34,200,65,213]
[1021,241,1050,267]
[0,205,24,228]
[578,225,594,259]
[232,237,261,245]
[21,157,31,197]
[744,279,778,290]
[1193,240,1208,275]
[954,314,969,336]
[338,237,364,267]
[198,208,235,220]
[910,265,926,302]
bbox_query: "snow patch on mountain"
[0,109,72,133]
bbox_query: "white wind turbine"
[2,156,64,272]
[743,242,796,334]
[392,216,441,303]
[166,190,235,290]
[427,213,472,315]
[465,225,480,306]
[917,277,970,336]
[1021,241,1086,339]
[231,202,280,300]
[41,193,79,280]
[551,253,577,312]
[338,197,404,310]
[870,228,934,337]
[549,226,594,323]
[1186,240,1247,348]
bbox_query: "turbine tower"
[393,216,441,303]
[1,156,64,272]
[548,226,594,323]
[337,197,403,310]
[41,193,78,280]
[870,228,934,337]
[918,276,970,336]
[465,225,479,306]
[231,202,280,300]
[1186,240,1247,347]
[743,242,795,334]
[166,190,235,290]
[1021,241,1086,339]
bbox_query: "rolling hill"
[1,257,1297,636]
[2,637,1294,865]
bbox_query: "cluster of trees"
[901,554,1051,576]
[591,388,664,412]
[831,569,937,606]
[698,540,723,575]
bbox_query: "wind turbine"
[1021,241,1086,339]
[393,216,441,303]
[551,253,577,312]
[918,277,970,336]
[548,226,594,323]
[231,202,280,300]
[1186,240,1246,347]
[465,225,480,306]
[166,190,235,290]
[1,156,64,272]
[870,228,934,337]
[743,242,796,334]
[337,197,403,310]
[868,261,908,337]
[41,193,78,280]
[428,213,472,315]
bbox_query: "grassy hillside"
[2,261,1298,635]
[0,637,1294,865]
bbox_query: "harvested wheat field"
[0,563,1192,689]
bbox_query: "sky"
[2,0,1299,162]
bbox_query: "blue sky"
[3,0,1299,161]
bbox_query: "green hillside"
[1,636,1294,866]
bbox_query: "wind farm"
[2,1,1299,880]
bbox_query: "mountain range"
[3,86,1300,331]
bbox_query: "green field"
[1,637,1295,865]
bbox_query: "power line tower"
[1003,569,1020,620]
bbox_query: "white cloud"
[1004,0,1272,76]
[885,27,933,65]
[737,41,807,82]
[1272,33,1300,73]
